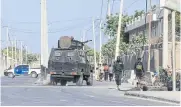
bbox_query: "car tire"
[4,72,8,76]
[60,80,67,86]
[86,73,93,86]
[142,85,148,91]
[76,74,83,86]
[167,87,172,91]
[8,72,15,78]
[31,71,38,78]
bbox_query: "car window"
[15,65,22,69]
[22,65,29,69]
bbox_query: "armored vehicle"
[44,36,93,86]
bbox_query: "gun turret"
[58,36,92,50]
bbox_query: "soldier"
[113,56,124,90]
[134,57,145,87]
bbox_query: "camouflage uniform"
[113,57,124,87]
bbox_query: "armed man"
[134,57,145,87]
[113,56,124,91]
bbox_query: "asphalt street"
[0,76,178,106]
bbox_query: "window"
[54,51,62,56]
[22,65,28,69]
[67,52,74,56]
[152,22,156,37]
[15,65,22,69]
[79,51,85,57]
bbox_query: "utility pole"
[25,46,28,64]
[99,20,102,66]
[82,30,85,42]
[19,43,21,64]
[20,41,23,64]
[6,27,9,68]
[115,0,124,60]
[107,0,111,17]
[92,18,97,80]
[82,30,86,50]
[147,0,152,71]
[171,11,176,91]
[14,38,17,66]
[41,0,49,68]
[11,40,14,66]
[162,1,168,69]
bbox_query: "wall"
[122,42,181,72]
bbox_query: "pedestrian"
[134,57,145,87]
[95,67,99,81]
[104,64,109,81]
[108,64,113,81]
[99,64,104,81]
[113,56,124,90]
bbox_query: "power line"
[123,0,141,12]
[100,0,104,20]
[2,20,92,34]
[3,17,92,25]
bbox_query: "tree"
[84,45,99,62]
[104,14,130,38]
[1,47,38,64]
[103,7,180,58]
[176,12,181,35]
[134,10,145,18]
[103,10,147,57]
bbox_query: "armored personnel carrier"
[43,36,93,86]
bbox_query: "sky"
[1,0,159,54]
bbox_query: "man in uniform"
[134,58,145,87]
[113,56,124,90]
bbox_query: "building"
[124,7,180,71]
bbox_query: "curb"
[124,92,180,104]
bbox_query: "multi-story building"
[124,7,180,71]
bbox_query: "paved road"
[0,76,177,106]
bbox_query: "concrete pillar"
[162,8,169,68]
[154,49,159,73]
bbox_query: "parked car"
[4,64,41,78]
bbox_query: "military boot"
[117,85,121,91]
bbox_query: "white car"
[5,64,41,78]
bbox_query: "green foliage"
[176,12,181,35]
[104,14,131,37]
[102,7,181,58]
[130,33,148,48]
[2,47,38,64]
[84,45,99,61]
[26,53,39,64]
[102,10,146,57]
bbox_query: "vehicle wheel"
[86,73,93,86]
[76,74,83,86]
[167,87,172,91]
[8,73,15,78]
[60,80,67,86]
[142,85,148,91]
[31,71,38,78]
